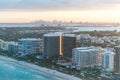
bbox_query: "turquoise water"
[0,60,58,80]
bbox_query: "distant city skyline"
[0,0,120,23]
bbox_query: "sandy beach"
[0,56,82,80]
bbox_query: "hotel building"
[44,33,76,58]
[44,33,60,58]
[18,38,41,56]
[114,46,120,73]
[72,47,102,69]
[102,51,115,71]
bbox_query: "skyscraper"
[114,46,120,73]
[62,34,76,58]
[44,33,60,58]
[44,33,76,58]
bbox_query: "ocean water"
[66,26,120,32]
[0,60,58,80]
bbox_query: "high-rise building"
[102,51,115,71]
[44,33,60,58]
[62,34,76,58]
[114,46,120,73]
[18,38,41,56]
[7,41,18,53]
[72,47,101,69]
[0,39,4,49]
[44,33,76,58]
[39,39,44,54]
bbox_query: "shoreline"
[0,56,82,80]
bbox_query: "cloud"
[0,0,120,10]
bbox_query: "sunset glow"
[0,0,120,23]
[0,9,120,23]
[60,34,63,56]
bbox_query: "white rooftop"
[63,34,76,37]
[7,41,18,45]
[44,32,62,37]
[73,47,99,52]
[44,32,76,37]
[103,51,115,55]
[19,38,41,41]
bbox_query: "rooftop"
[18,38,41,41]
[63,34,76,37]
[44,32,76,37]
[44,32,63,37]
[73,47,99,52]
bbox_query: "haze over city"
[0,0,120,23]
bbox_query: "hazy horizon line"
[0,20,119,24]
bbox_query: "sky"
[0,0,120,23]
